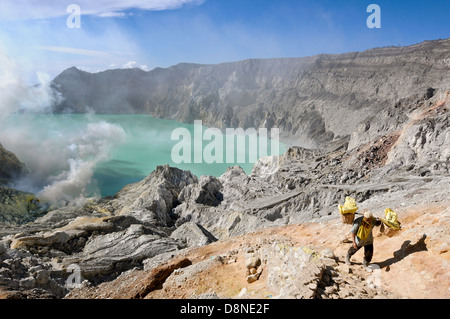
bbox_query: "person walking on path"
[346,211,381,269]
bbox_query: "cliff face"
[52,38,450,148]
[0,143,25,186]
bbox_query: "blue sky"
[0,0,449,82]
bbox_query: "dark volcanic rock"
[0,144,25,186]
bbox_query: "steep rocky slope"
[64,203,449,300]
[0,143,25,186]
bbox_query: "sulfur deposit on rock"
[0,187,49,225]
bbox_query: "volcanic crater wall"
[51,39,450,149]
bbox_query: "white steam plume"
[0,50,126,206]
[36,121,126,206]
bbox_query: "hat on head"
[364,211,373,219]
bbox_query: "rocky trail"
[63,202,449,300]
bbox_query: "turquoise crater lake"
[1,114,286,199]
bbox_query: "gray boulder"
[64,223,183,281]
[104,165,198,226]
[178,175,223,207]
[170,221,217,247]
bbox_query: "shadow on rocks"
[378,234,428,270]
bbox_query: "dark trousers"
[347,243,374,263]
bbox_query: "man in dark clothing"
[346,211,381,269]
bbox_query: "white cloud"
[122,61,149,71]
[36,46,109,57]
[0,0,205,20]
[96,12,129,18]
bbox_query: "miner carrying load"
[346,211,381,269]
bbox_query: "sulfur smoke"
[0,51,125,206]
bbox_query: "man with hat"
[346,211,381,269]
